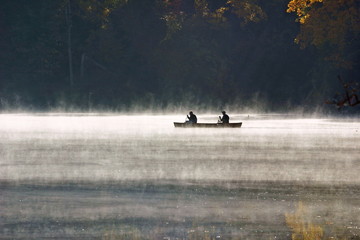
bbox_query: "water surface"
[0,114,359,239]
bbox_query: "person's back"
[220,111,229,123]
[187,111,197,123]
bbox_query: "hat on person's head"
[189,111,193,114]
[222,110,226,114]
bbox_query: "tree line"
[0,0,359,112]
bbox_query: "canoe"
[174,122,242,128]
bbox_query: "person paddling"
[219,110,229,123]
[186,111,197,124]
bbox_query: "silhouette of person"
[219,110,229,123]
[186,111,197,124]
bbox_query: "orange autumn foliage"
[287,0,360,68]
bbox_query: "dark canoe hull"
[174,122,242,128]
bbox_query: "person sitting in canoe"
[219,110,229,123]
[186,111,197,124]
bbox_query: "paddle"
[218,116,222,124]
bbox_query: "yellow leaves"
[287,0,360,68]
[287,0,323,24]
[210,7,229,22]
[170,0,265,26]
[216,7,228,15]
[78,0,124,20]
[216,0,267,24]
[299,14,308,24]
[162,0,266,29]
[194,0,210,17]
[103,8,110,16]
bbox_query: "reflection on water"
[286,202,324,240]
[0,114,359,239]
[286,201,360,240]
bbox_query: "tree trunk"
[65,0,74,88]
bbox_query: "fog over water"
[1,113,359,239]
[1,114,359,184]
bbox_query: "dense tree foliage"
[287,0,360,68]
[0,0,359,112]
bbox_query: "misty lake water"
[1,113,359,239]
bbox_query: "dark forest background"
[0,0,359,112]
